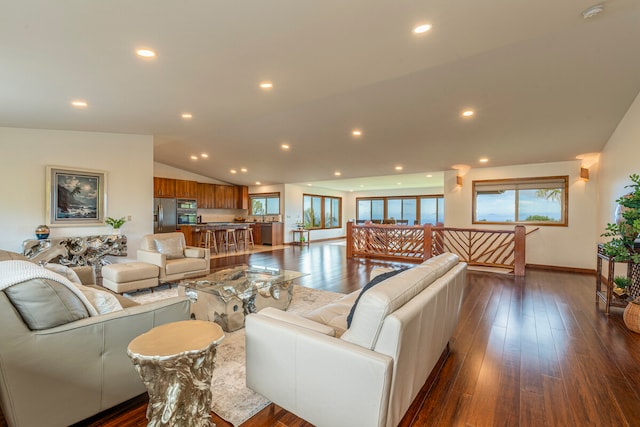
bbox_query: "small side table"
[291,228,310,246]
[127,320,224,427]
[596,243,632,314]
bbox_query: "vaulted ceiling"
[3,0,640,190]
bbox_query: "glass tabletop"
[180,264,307,296]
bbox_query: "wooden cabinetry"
[236,186,249,210]
[154,178,175,198]
[156,178,248,210]
[251,223,262,245]
[197,183,216,209]
[175,180,198,199]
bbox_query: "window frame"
[303,193,342,230]
[249,192,281,216]
[355,195,444,225]
[472,176,569,226]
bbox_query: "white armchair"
[137,232,210,283]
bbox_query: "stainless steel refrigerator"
[154,198,177,233]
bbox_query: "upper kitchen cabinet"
[175,179,198,199]
[197,183,215,208]
[236,186,249,210]
[215,185,236,209]
[154,177,175,198]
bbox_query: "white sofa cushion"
[341,253,459,350]
[165,257,208,275]
[303,291,358,337]
[154,236,185,259]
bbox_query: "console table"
[22,235,127,273]
[291,228,310,246]
[596,243,634,314]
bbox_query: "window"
[356,195,444,225]
[303,194,342,229]
[249,193,280,215]
[472,176,568,226]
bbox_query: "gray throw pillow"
[4,278,89,330]
[154,237,185,259]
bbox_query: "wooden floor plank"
[3,242,640,427]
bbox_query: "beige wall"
[597,91,640,238]
[443,160,598,270]
[0,127,153,260]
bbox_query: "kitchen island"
[180,223,283,248]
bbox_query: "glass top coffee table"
[178,265,307,332]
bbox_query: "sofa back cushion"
[341,253,459,350]
[4,278,89,330]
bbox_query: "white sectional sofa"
[245,252,467,427]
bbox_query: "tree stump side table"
[127,320,224,427]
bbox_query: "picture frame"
[46,166,107,226]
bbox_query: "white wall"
[0,127,153,261]
[597,91,640,237]
[443,160,598,270]
[154,162,229,184]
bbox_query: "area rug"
[126,284,344,426]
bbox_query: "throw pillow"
[44,262,82,284]
[154,237,185,259]
[4,278,90,330]
[346,268,407,328]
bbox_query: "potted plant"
[613,276,631,298]
[602,174,640,297]
[105,216,127,234]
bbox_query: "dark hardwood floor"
[3,242,640,427]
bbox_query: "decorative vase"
[35,225,50,239]
[112,228,122,235]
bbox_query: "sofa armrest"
[258,307,336,336]
[136,249,166,267]
[184,246,209,259]
[246,313,393,427]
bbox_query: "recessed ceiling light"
[397,182,402,185]
[360,185,364,188]
[281,144,290,150]
[71,100,88,108]
[240,168,247,173]
[426,174,433,178]
[136,49,156,58]
[582,4,604,19]
[307,183,313,186]
[395,166,403,171]
[255,181,261,185]
[479,157,489,163]
[230,169,237,174]
[181,113,193,119]
[200,153,208,158]
[462,110,474,117]
[352,129,363,137]
[190,155,198,160]
[334,171,341,176]
[259,81,273,89]
[413,24,432,34]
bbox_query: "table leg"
[130,344,218,427]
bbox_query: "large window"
[472,176,568,226]
[249,193,280,215]
[303,194,342,229]
[356,195,444,225]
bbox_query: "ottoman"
[102,262,159,294]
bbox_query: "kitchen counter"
[180,223,283,247]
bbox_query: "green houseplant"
[601,174,640,264]
[105,216,127,232]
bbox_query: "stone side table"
[127,320,224,427]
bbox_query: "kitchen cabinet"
[197,183,215,209]
[154,178,175,198]
[254,222,283,246]
[236,186,249,210]
[175,180,198,199]
[215,185,236,209]
[251,223,262,245]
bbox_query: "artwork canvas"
[46,166,107,226]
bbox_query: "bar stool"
[237,227,255,251]
[198,228,218,254]
[221,229,238,253]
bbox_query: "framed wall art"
[46,166,107,226]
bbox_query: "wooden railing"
[346,222,532,275]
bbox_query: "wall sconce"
[456,175,463,186]
[580,167,589,181]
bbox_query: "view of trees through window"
[303,194,341,229]
[249,193,280,216]
[473,177,568,225]
[356,195,444,225]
